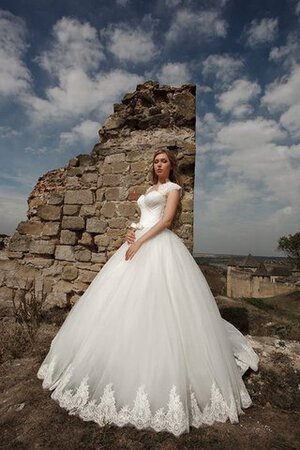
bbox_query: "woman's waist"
[130,219,160,236]
[130,219,160,229]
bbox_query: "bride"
[37,149,259,437]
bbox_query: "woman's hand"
[125,240,142,260]
[126,229,136,244]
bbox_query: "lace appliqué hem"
[37,357,252,437]
[234,343,260,376]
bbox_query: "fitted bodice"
[136,181,182,229]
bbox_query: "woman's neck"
[157,177,170,185]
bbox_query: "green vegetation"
[277,231,300,269]
[242,297,275,311]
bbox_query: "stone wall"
[0,81,196,308]
[227,269,299,298]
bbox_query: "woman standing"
[37,149,259,437]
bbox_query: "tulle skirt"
[37,226,259,436]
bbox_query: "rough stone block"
[117,202,137,217]
[0,286,14,303]
[102,174,121,186]
[131,161,147,172]
[42,222,60,236]
[62,265,78,281]
[6,251,24,259]
[97,175,103,187]
[62,216,85,230]
[23,256,54,268]
[64,190,93,205]
[100,164,112,175]
[45,291,67,308]
[63,205,80,215]
[75,248,92,262]
[104,187,120,201]
[53,280,74,294]
[181,195,193,211]
[86,218,107,233]
[91,252,107,263]
[78,232,93,245]
[96,189,105,202]
[94,235,110,247]
[17,221,43,236]
[80,205,97,217]
[55,245,75,261]
[81,172,98,183]
[104,153,125,163]
[37,205,61,221]
[78,269,96,283]
[101,202,116,218]
[180,212,193,224]
[9,234,31,252]
[66,176,81,188]
[108,217,127,228]
[110,162,129,173]
[60,230,77,245]
[29,240,56,255]
[47,194,64,205]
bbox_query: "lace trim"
[146,181,182,197]
[37,357,252,437]
[234,343,259,376]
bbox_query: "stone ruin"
[0,81,196,308]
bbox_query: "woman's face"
[153,152,172,180]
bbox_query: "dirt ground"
[0,292,299,449]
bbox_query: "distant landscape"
[194,253,289,274]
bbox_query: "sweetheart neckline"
[144,181,172,197]
[138,190,164,200]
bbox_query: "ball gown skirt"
[37,181,259,437]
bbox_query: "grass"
[242,297,275,311]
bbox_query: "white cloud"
[216,119,300,208]
[216,79,261,117]
[156,62,190,85]
[269,32,300,67]
[202,54,244,84]
[262,64,300,138]
[23,17,141,124]
[103,24,157,63]
[262,64,300,111]
[60,120,99,147]
[0,9,31,97]
[166,9,227,42]
[197,113,222,144]
[245,17,278,48]
[19,17,144,125]
[194,116,300,255]
[0,126,21,138]
[280,104,300,138]
[35,17,105,76]
[296,1,300,16]
[217,117,285,151]
[25,67,142,123]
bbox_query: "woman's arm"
[125,189,181,260]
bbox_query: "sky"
[0,0,299,257]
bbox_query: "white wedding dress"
[37,181,259,437]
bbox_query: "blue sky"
[0,0,299,256]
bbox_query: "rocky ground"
[0,269,299,450]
